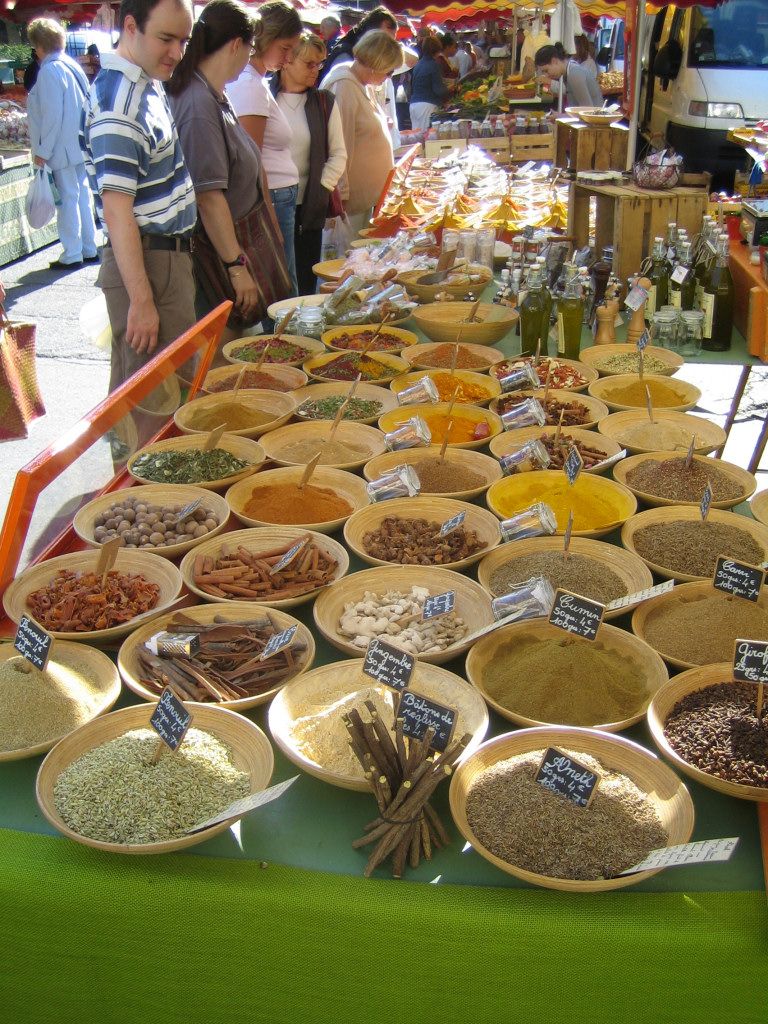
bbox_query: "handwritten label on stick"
[269,537,310,576]
[188,776,299,833]
[700,482,713,521]
[713,557,765,603]
[150,687,192,752]
[619,837,739,875]
[636,329,650,352]
[175,498,203,525]
[13,615,53,671]
[535,747,599,808]
[422,591,456,620]
[564,445,583,486]
[439,511,466,537]
[605,580,674,612]
[362,637,415,691]
[260,624,297,661]
[399,691,456,752]
[549,589,604,641]
[732,639,768,683]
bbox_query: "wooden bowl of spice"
[73,484,231,560]
[180,527,349,608]
[396,264,494,304]
[490,390,609,430]
[588,373,701,414]
[390,368,501,406]
[36,703,274,854]
[3,549,183,644]
[647,664,768,802]
[579,343,683,378]
[489,357,598,393]
[203,363,308,394]
[412,302,518,346]
[449,726,694,892]
[614,452,757,510]
[291,382,398,425]
[127,433,266,491]
[118,601,315,711]
[322,324,419,355]
[750,489,768,527]
[344,496,501,571]
[363,446,502,501]
[402,342,506,373]
[486,470,638,538]
[313,565,494,665]
[378,402,503,450]
[226,464,369,534]
[268,659,489,791]
[632,580,768,670]
[489,426,624,475]
[598,409,726,456]
[621,505,768,582]
[303,351,409,386]
[466,618,669,732]
[312,258,347,282]
[259,420,386,472]
[222,334,325,367]
[0,641,121,762]
[477,535,653,621]
[174,390,297,439]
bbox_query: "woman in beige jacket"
[322,30,402,235]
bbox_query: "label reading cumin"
[548,589,604,641]
[535,747,599,808]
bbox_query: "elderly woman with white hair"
[26,17,98,269]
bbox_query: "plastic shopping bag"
[79,293,112,352]
[25,167,56,228]
[320,214,354,261]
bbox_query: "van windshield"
[688,1,768,69]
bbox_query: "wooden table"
[555,117,629,172]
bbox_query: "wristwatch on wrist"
[223,253,247,269]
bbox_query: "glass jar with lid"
[679,309,704,357]
[651,308,681,351]
[293,304,325,339]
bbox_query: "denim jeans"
[270,184,298,297]
[52,161,98,264]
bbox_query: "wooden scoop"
[96,536,122,590]
[461,299,482,324]
[298,451,322,490]
[203,424,227,451]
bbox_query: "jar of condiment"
[442,229,460,256]
[397,376,440,406]
[499,439,551,475]
[651,308,680,351]
[498,363,539,393]
[366,465,421,502]
[457,230,477,263]
[294,305,325,338]
[476,227,496,271]
[499,502,557,542]
[501,398,546,431]
[679,309,704,357]
[491,575,555,621]
[384,416,432,451]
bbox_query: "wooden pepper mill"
[626,276,652,346]
[594,281,621,345]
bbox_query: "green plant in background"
[0,44,33,66]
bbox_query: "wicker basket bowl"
[117,601,315,711]
[363,445,503,501]
[0,641,122,762]
[597,409,726,456]
[3,549,183,644]
[490,389,610,430]
[566,106,625,125]
[402,342,507,373]
[268,659,489,791]
[312,258,348,282]
[378,402,503,451]
[621,505,768,582]
[396,264,494,304]
[225,464,369,534]
[390,368,501,406]
[222,334,325,368]
[321,324,419,355]
[449,725,694,892]
[179,526,349,608]
[303,351,409,386]
[579,343,683,378]
[647,664,768,802]
[174,390,296,439]
[203,363,308,394]
[476,534,654,620]
[73,484,230,561]
[343,495,501,571]
[613,452,757,510]
[267,294,413,327]
[127,433,266,491]
[412,302,519,346]
[291,382,399,425]
[259,420,386,472]
[750,489,768,527]
[36,703,274,854]
[488,425,624,475]
[588,373,701,414]
[313,565,494,665]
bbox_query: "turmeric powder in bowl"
[487,471,636,534]
[242,482,352,525]
[602,379,687,409]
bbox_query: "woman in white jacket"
[27,18,98,269]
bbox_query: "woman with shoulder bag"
[167,0,291,352]
[270,32,347,295]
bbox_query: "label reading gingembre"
[362,637,415,692]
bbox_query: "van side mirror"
[597,46,611,67]
[653,40,683,82]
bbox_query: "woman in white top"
[271,32,347,295]
[534,42,603,108]
[228,1,302,295]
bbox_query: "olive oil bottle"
[519,264,547,358]
[556,267,584,361]
[669,240,696,311]
[702,234,734,352]
[645,236,669,318]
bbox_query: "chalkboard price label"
[636,329,650,352]
[535,747,600,808]
[713,556,765,603]
[150,687,192,752]
[260,624,297,661]
[422,591,456,620]
[362,637,415,692]
[564,444,583,486]
[700,482,713,521]
[399,690,456,752]
[439,511,466,537]
[269,537,310,575]
[732,639,768,684]
[13,615,53,671]
[548,588,604,641]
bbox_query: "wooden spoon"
[298,451,322,490]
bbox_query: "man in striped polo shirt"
[81,0,197,391]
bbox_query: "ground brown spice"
[632,520,764,577]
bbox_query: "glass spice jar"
[366,465,421,502]
[679,310,704,357]
[384,416,432,451]
[651,309,681,351]
[293,304,325,339]
[499,502,558,542]
[499,439,551,475]
[491,575,555,621]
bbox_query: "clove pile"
[344,698,470,878]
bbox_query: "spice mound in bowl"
[496,393,592,426]
[488,550,627,605]
[465,748,668,881]
[182,401,277,434]
[52,728,250,845]
[412,457,484,493]
[26,569,160,632]
[229,338,314,363]
[492,357,589,391]
[631,520,764,578]
[599,377,691,409]
[417,344,497,370]
[362,516,487,566]
[131,447,251,485]
[326,330,405,353]
[509,433,610,472]
[624,457,745,504]
[244,482,351,525]
[663,682,768,790]
[595,352,674,376]
[487,472,635,536]
[206,368,291,391]
[296,395,383,422]
[338,586,467,656]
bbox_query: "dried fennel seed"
[54,727,250,844]
[465,749,667,880]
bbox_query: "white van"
[639,0,768,188]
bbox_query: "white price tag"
[188,776,299,833]
[670,264,689,285]
[619,838,739,875]
[605,579,674,612]
[624,286,648,312]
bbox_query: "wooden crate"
[567,182,709,291]
[509,131,556,164]
[424,138,467,160]
[556,118,629,172]
[477,137,511,164]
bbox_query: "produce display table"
[555,116,629,173]
[1,299,766,1024]
[0,150,58,266]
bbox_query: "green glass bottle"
[669,240,696,311]
[645,236,669,318]
[535,257,553,343]
[702,234,734,352]
[519,264,546,358]
[693,217,715,310]
[556,269,584,361]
